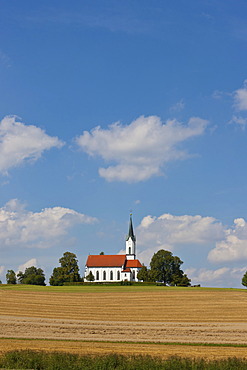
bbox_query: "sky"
[1,0,247,287]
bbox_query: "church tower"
[126,214,136,260]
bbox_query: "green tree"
[242,271,247,287]
[137,265,151,282]
[17,266,46,286]
[99,251,104,255]
[50,252,81,286]
[6,269,17,284]
[150,249,190,286]
[85,271,95,282]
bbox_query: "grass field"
[0,284,247,360]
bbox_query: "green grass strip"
[1,336,247,348]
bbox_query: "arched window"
[103,271,106,280]
[110,271,113,280]
[117,271,120,280]
[132,270,135,280]
[96,271,99,280]
[129,247,131,254]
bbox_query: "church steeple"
[126,213,136,260]
[127,214,136,242]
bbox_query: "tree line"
[3,248,247,287]
[5,252,82,286]
[4,249,193,286]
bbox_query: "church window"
[103,271,106,280]
[96,271,99,280]
[129,247,131,254]
[133,270,135,280]
[110,271,113,280]
[117,271,120,280]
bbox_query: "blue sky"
[1,0,247,287]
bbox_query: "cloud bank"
[137,213,247,265]
[136,213,247,286]
[0,116,64,174]
[0,199,97,249]
[76,115,207,182]
[185,266,247,287]
[208,218,247,263]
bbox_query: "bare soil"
[0,315,247,344]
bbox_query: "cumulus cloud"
[0,199,97,249]
[17,258,37,273]
[228,115,247,129]
[76,115,207,182]
[185,266,247,287]
[0,116,64,174]
[208,218,247,263]
[136,212,247,266]
[234,80,247,111]
[137,213,224,250]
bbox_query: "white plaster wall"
[85,266,141,282]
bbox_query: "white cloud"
[76,115,207,183]
[228,115,247,129]
[0,199,97,249]
[17,258,37,274]
[185,266,247,287]
[208,218,247,263]
[137,213,224,249]
[136,212,247,265]
[0,265,5,276]
[136,213,225,266]
[186,267,230,285]
[234,80,247,111]
[0,116,64,174]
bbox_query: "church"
[85,215,142,282]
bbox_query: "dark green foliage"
[150,250,191,286]
[85,271,95,281]
[242,271,247,287]
[137,264,151,282]
[120,280,133,285]
[0,351,247,370]
[50,251,81,286]
[17,266,45,285]
[6,269,17,284]
[100,251,104,255]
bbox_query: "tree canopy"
[17,266,46,286]
[50,251,81,286]
[242,271,247,287]
[139,249,191,286]
[6,269,17,284]
[85,271,95,282]
[137,265,151,282]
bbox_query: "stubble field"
[0,284,247,359]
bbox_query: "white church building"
[85,215,142,282]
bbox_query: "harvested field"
[0,285,247,358]
[0,338,247,360]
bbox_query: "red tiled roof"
[122,268,131,272]
[126,259,142,268]
[86,254,126,267]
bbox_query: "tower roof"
[126,214,136,242]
